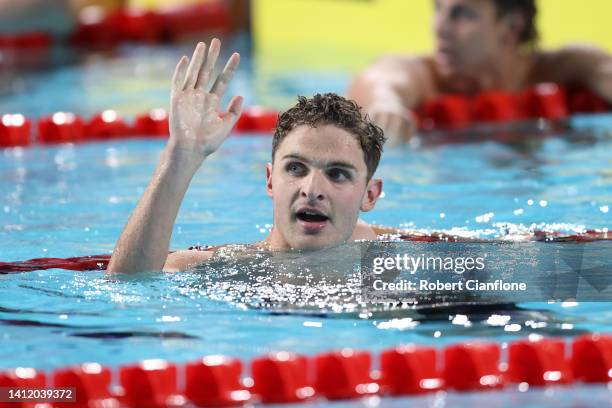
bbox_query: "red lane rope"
[0,3,235,51]
[1,85,611,148]
[0,334,610,406]
[0,255,110,274]
[416,84,611,131]
[1,229,609,274]
[0,107,278,148]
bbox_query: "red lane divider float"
[1,107,278,148]
[68,3,233,48]
[134,108,170,137]
[118,360,181,407]
[380,345,442,395]
[0,32,52,49]
[472,91,525,123]
[0,114,31,148]
[314,349,378,400]
[0,368,47,408]
[1,229,610,274]
[421,94,472,130]
[418,84,610,131]
[185,356,250,407]
[2,85,610,149]
[252,352,313,404]
[506,338,572,386]
[87,110,132,139]
[1,334,610,407]
[0,3,234,51]
[443,342,504,391]
[52,363,115,408]
[38,113,86,144]
[234,106,279,133]
[572,333,612,383]
[0,255,110,274]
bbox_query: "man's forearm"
[107,148,201,273]
[349,71,404,109]
[349,57,427,111]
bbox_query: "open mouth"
[295,209,330,233]
[296,209,329,223]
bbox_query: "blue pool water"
[1,40,612,405]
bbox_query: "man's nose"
[434,10,452,40]
[300,170,326,202]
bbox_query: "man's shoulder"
[534,44,607,57]
[532,44,609,69]
[350,219,378,241]
[369,54,432,70]
[163,247,217,272]
[530,44,610,83]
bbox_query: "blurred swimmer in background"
[349,0,612,142]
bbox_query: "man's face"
[266,124,382,251]
[433,0,513,75]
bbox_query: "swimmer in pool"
[348,0,612,142]
[107,39,386,273]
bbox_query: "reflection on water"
[189,243,366,313]
[185,242,592,340]
[0,256,602,370]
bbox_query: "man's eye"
[327,168,350,181]
[286,162,306,175]
[451,6,477,20]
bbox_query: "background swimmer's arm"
[107,40,242,274]
[532,45,612,103]
[348,56,433,143]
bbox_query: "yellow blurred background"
[253,0,612,71]
[68,0,612,107]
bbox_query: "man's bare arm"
[163,249,215,272]
[107,39,242,273]
[533,45,612,102]
[348,55,433,142]
[349,56,428,107]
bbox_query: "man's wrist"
[164,143,207,166]
[155,146,206,187]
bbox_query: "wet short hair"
[492,0,538,46]
[272,93,385,180]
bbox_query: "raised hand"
[107,39,244,274]
[169,38,243,161]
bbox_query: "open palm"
[169,39,243,159]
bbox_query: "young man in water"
[107,39,385,273]
[349,0,612,141]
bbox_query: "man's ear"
[361,178,382,212]
[266,163,273,197]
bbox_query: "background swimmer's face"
[265,124,381,250]
[433,0,518,75]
